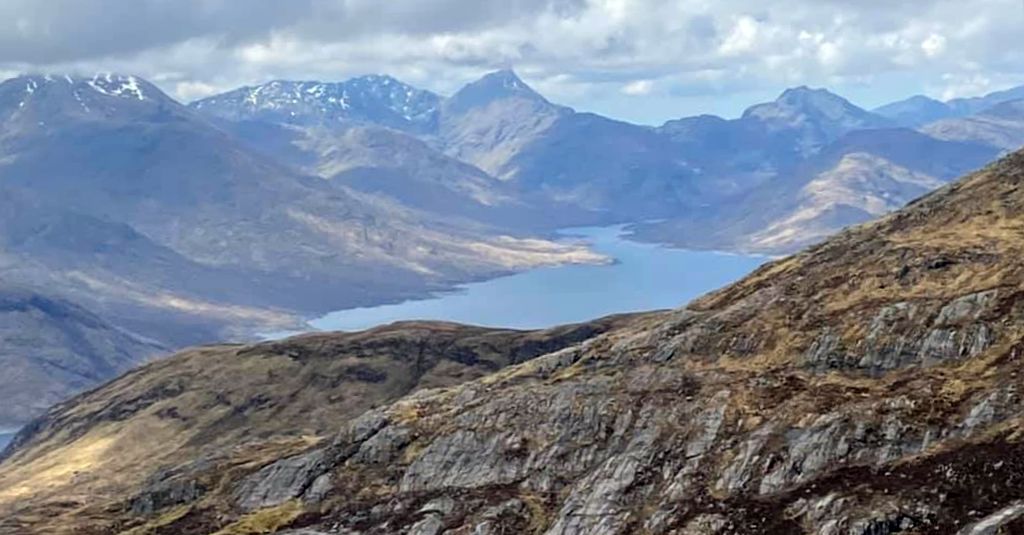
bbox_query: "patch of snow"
[85,74,146,100]
[74,90,90,112]
[120,76,146,100]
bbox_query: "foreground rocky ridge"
[0,316,641,533]
[6,152,1024,533]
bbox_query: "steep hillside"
[502,112,705,218]
[0,287,165,428]
[5,152,1024,533]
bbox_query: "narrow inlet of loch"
[301,226,770,334]
[0,431,16,451]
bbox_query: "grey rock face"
[958,502,1024,535]
[234,449,327,511]
[407,514,444,535]
[278,295,1024,534]
[130,476,205,516]
[802,291,999,374]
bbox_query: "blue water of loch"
[309,226,769,333]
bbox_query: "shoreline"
[272,224,766,338]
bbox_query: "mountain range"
[5,144,1024,533]
[1,68,1023,430]
[874,85,1024,127]
[194,70,1024,252]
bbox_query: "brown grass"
[209,501,303,535]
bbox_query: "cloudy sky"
[2,0,1023,124]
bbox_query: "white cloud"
[921,33,947,58]
[718,16,761,57]
[817,41,842,67]
[621,79,654,96]
[939,72,994,100]
[174,80,220,101]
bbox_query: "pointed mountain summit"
[438,70,570,177]
[442,69,552,115]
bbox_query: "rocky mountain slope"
[5,150,1024,533]
[434,70,571,180]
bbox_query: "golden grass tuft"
[520,492,550,534]
[210,500,304,535]
[117,505,192,535]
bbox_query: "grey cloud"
[0,0,314,63]
[296,0,588,39]
[0,0,585,64]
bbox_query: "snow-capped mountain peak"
[0,73,171,121]
[190,75,442,132]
